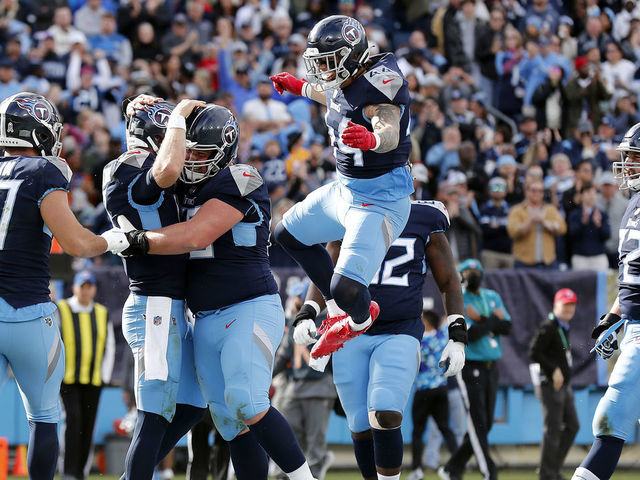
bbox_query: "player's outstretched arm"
[270,73,327,105]
[144,198,244,255]
[362,103,401,153]
[41,191,129,257]
[152,99,206,188]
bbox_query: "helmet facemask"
[303,45,370,91]
[613,149,640,191]
[181,144,226,184]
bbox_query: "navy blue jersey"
[177,164,278,313]
[0,155,71,309]
[367,200,450,340]
[102,150,186,299]
[618,192,640,319]
[324,53,411,179]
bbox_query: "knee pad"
[224,385,268,422]
[274,222,305,250]
[368,410,403,430]
[330,273,370,314]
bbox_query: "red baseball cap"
[554,288,577,305]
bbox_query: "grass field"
[8,471,640,480]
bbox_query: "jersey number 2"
[0,179,23,249]
[369,238,416,286]
[620,227,640,284]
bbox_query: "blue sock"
[372,427,403,470]
[229,430,269,480]
[580,435,625,480]
[330,273,371,324]
[274,223,334,298]
[249,408,305,473]
[27,421,58,480]
[351,430,377,479]
[156,404,206,463]
[124,410,169,480]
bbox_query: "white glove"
[101,228,130,255]
[293,319,317,346]
[439,340,466,377]
[595,331,618,360]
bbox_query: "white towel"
[144,296,172,381]
[309,353,331,372]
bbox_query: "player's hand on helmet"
[270,72,307,96]
[125,94,164,117]
[439,340,466,377]
[595,331,618,360]
[173,99,207,118]
[292,303,319,345]
[341,122,378,151]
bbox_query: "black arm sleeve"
[467,320,493,342]
[492,318,512,336]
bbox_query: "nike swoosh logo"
[382,79,394,84]
[362,203,374,207]
[225,319,237,329]
[243,172,255,177]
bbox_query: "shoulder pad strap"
[363,64,403,101]
[229,164,264,196]
[46,156,72,183]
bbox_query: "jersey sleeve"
[361,54,410,107]
[38,157,72,206]
[130,169,164,206]
[414,201,451,234]
[207,164,265,216]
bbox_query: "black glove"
[293,303,318,328]
[120,230,149,257]
[592,313,622,340]
[448,315,468,345]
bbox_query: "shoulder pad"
[363,63,403,101]
[229,164,264,197]
[413,200,451,227]
[116,150,152,170]
[45,156,72,183]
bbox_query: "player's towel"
[309,353,331,372]
[144,296,172,381]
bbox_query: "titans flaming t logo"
[223,120,238,147]
[145,104,172,128]
[342,22,362,46]
[16,97,52,123]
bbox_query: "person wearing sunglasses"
[478,177,513,269]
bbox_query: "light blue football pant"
[0,316,64,422]
[332,333,420,433]
[593,321,640,440]
[122,293,205,422]
[193,294,285,441]
[281,180,411,286]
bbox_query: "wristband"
[301,82,312,99]
[167,114,186,130]
[371,133,382,152]
[293,302,319,327]
[447,314,468,345]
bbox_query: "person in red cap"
[529,288,580,480]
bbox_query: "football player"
[102,95,208,480]
[270,15,414,358]
[293,200,467,480]
[107,105,318,480]
[0,92,129,480]
[572,123,640,480]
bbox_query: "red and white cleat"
[311,301,380,358]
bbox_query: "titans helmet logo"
[222,120,238,147]
[16,97,52,123]
[342,21,362,46]
[144,104,172,128]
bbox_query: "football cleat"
[317,312,348,335]
[311,301,380,358]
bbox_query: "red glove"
[270,72,307,96]
[341,121,379,151]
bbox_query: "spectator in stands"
[612,90,640,135]
[494,26,526,118]
[116,0,171,42]
[441,181,482,262]
[529,288,580,480]
[440,259,511,480]
[474,6,505,106]
[88,12,132,67]
[407,309,458,480]
[601,41,636,96]
[596,171,626,268]
[507,178,567,269]
[48,6,87,56]
[242,75,292,135]
[525,0,559,35]
[132,22,162,63]
[531,65,566,132]
[426,125,461,181]
[0,58,21,99]
[545,153,575,209]
[432,0,469,72]
[446,90,475,141]
[568,182,611,271]
[562,159,594,215]
[578,16,612,57]
[161,13,199,65]
[557,16,578,60]
[514,112,539,160]
[613,0,640,42]
[74,0,107,36]
[217,44,257,113]
[186,0,213,50]
[479,177,513,269]
[495,154,523,205]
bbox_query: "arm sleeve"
[467,320,493,342]
[130,169,164,206]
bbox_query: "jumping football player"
[293,200,467,480]
[0,92,129,480]
[270,15,414,358]
[572,122,640,480]
[102,95,208,480]
[107,104,318,480]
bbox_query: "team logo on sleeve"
[342,20,362,46]
[222,119,238,147]
[16,97,52,123]
[145,104,172,128]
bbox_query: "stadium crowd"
[2,0,638,271]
